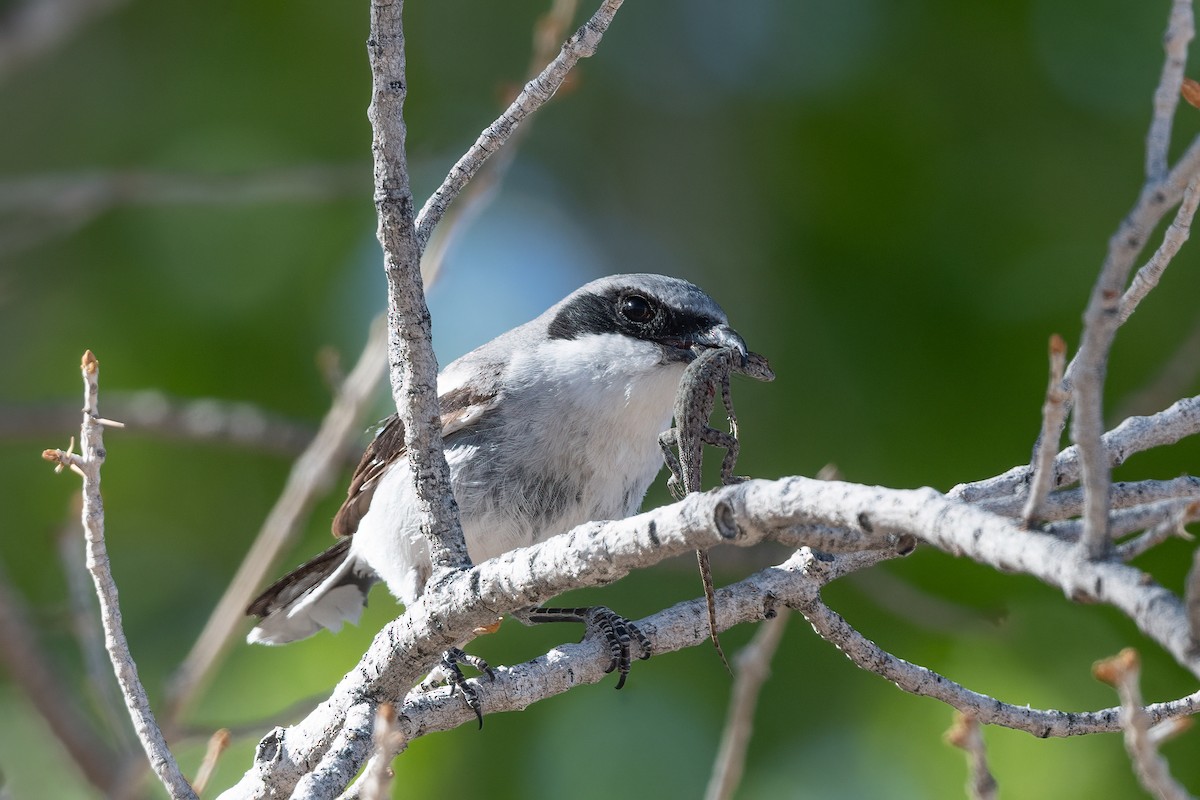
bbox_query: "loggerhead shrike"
[246,273,749,663]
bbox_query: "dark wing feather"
[246,537,355,617]
[330,385,500,539]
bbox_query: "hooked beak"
[688,324,748,365]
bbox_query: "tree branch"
[221,473,1200,797]
[42,351,196,800]
[413,0,626,251]
[368,0,469,573]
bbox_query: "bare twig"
[368,0,470,574]
[56,505,137,753]
[413,0,626,251]
[1116,504,1198,562]
[1022,333,1069,526]
[1120,177,1200,325]
[349,704,408,800]
[1043,497,1200,543]
[42,351,196,800]
[1094,649,1195,800]
[1146,0,1195,181]
[952,394,1200,504]
[705,611,789,800]
[981,476,1200,521]
[419,0,580,283]
[168,318,388,721]
[192,729,231,796]
[945,714,999,800]
[1071,6,1200,559]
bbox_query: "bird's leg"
[523,606,652,689]
[419,647,495,729]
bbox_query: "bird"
[245,273,749,681]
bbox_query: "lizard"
[659,346,775,672]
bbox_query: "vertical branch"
[944,714,999,800]
[1147,0,1195,180]
[1022,334,1069,526]
[1094,649,1194,800]
[367,0,469,573]
[704,611,789,800]
[41,352,197,800]
[413,0,626,250]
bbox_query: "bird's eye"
[619,294,655,323]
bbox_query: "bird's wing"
[330,384,500,538]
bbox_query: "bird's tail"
[246,538,376,645]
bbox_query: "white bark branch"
[220,473,1200,797]
[368,0,470,573]
[952,394,1200,504]
[42,351,197,800]
[413,0,625,252]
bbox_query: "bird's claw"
[421,647,494,729]
[527,606,651,690]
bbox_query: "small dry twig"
[42,351,196,800]
[705,611,789,800]
[945,713,999,800]
[1023,333,1069,526]
[1094,649,1195,800]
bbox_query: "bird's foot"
[420,647,494,728]
[526,606,652,689]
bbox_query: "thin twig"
[1022,333,1069,526]
[1116,504,1198,562]
[42,351,196,800]
[167,318,388,721]
[368,0,470,574]
[705,611,789,800]
[192,729,231,797]
[981,476,1200,521]
[945,714,999,800]
[419,0,580,284]
[1043,497,1200,543]
[56,503,137,754]
[1094,649,1195,800]
[1073,5,1200,559]
[1120,177,1200,325]
[1146,0,1195,181]
[952,394,1200,504]
[413,0,626,251]
[348,704,408,800]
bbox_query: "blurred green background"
[2,0,1200,797]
